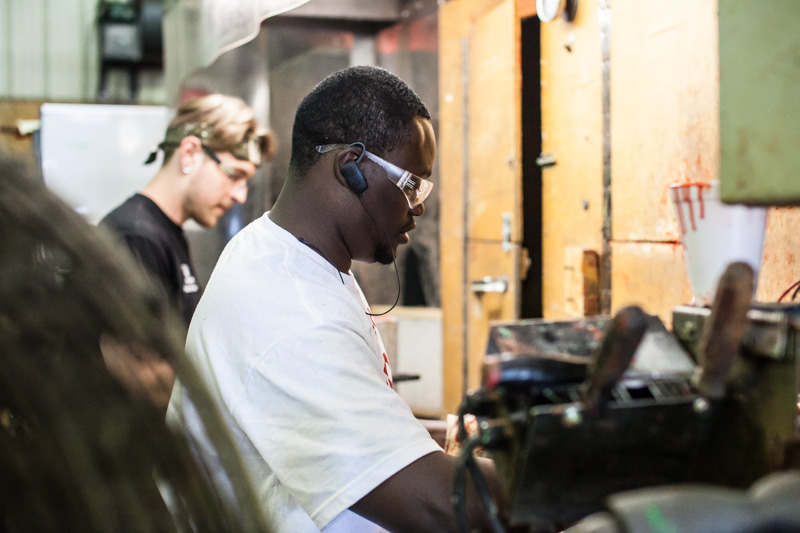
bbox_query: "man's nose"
[231,180,248,204]
[410,201,425,216]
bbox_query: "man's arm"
[351,450,507,533]
[99,334,175,415]
[96,234,177,413]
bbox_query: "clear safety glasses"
[316,143,433,209]
[201,144,239,180]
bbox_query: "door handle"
[471,275,509,294]
[536,152,556,168]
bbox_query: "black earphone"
[341,142,368,195]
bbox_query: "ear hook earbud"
[348,142,366,164]
[341,142,369,195]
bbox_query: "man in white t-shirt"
[168,65,505,532]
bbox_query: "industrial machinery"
[454,261,800,532]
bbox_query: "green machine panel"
[720,0,800,205]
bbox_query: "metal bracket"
[471,275,509,294]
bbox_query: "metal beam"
[283,0,401,22]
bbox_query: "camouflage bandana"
[144,123,262,166]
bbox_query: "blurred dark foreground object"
[0,154,268,532]
[563,470,800,533]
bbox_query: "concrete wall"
[1,0,164,103]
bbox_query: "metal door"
[440,0,522,413]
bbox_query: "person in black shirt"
[99,94,274,411]
[101,193,201,327]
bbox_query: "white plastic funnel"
[669,180,767,306]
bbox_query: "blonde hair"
[162,94,275,164]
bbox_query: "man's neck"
[141,177,186,226]
[269,200,352,273]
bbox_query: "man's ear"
[177,136,202,174]
[335,146,368,195]
[178,135,203,155]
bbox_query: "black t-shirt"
[100,193,201,329]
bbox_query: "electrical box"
[719,0,800,205]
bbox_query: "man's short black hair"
[288,65,431,178]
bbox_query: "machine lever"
[581,305,649,412]
[691,261,754,399]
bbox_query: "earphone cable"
[297,237,344,284]
[358,195,401,317]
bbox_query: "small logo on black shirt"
[181,264,199,294]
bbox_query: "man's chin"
[375,244,397,265]
[192,216,217,229]
[196,210,225,228]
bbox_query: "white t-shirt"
[168,212,441,533]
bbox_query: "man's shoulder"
[100,194,170,239]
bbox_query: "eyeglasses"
[316,144,433,209]
[201,144,240,180]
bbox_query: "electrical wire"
[468,451,506,533]
[297,237,344,284]
[453,398,506,533]
[453,436,506,533]
[453,436,480,533]
[777,278,800,302]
